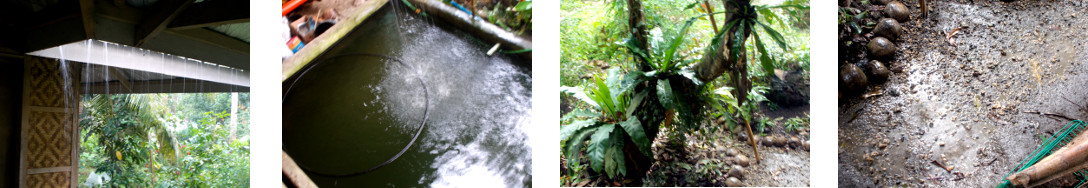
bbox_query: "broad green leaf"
[656,79,676,110]
[757,21,791,52]
[625,90,648,118]
[729,20,749,60]
[619,70,646,94]
[564,128,594,170]
[715,86,741,110]
[560,119,598,141]
[758,7,785,28]
[661,17,698,71]
[677,68,703,86]
[593,75,616,117]
[603,144,617,178]
[753,32,776,75]
[620,117,651,156]
[560,86,598,108]
[713,86,736,99]
[624,36,651,63]
[611,144,626,177]
[514,0,532,12]
[588,125,616,172]
[605,68,626,102]
[561,108,599,122]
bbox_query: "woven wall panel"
[21,57,78,187]
[26,111,73,169]
[28,58,67,107]
[26,172,70,188]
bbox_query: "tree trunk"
[692,0,760,163]
[623,0,662,182]
[622,0,761,181]
[626,0,652,71]
[229,92,239,141]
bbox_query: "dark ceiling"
[0,0,249,71]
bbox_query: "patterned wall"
[26,172,69,188]
[21,57,79,188]
[25,112,72,169]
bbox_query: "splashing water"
[282,3,532,187]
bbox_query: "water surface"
[283,4,532,187]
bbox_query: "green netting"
[998,120,1087,188]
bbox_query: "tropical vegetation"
[560,0,809,186]
[77,93,250,187]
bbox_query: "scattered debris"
[1022,110,1078,122]
[930,160,952,173]
[946,27,966,47]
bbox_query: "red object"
[287,36,305,53]
[282,0,309,16]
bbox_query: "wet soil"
[839,0,1088,187]
[640,115,810,187]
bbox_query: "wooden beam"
[108,67,133,92]
[24,2,81,29]
[27,106,77,113]
[134,0,195,46]
[79,0,95,38]
[26,166,73,174]
[168,0,249,30]
[18,57,31,188]
[28,40,251,86]
[84,78,249,94]
[168,28,249,55]
[283,151,318,188]
[95,0,142,24]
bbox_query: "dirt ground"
[839,0,1088,187]
[560,104,810,187]
[642,105,811,187]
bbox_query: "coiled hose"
[282,53,429,177]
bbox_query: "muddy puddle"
[839,0,1088,187]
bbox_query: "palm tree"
[80,94,179,185]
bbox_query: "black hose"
[282,53,429,178]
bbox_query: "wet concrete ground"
[839,0,1088,187]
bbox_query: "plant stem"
[744,118,760,163]
[703,0,718,33]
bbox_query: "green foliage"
[79,94,177,186]
[79,93,249,187]
[475,0,532,34]
[707,1,808,79]
[754,116,782,134]
[560,0,808,181]
[560,70,651,179]
[783,115,809,133]
[626,15,702,74]
[707,85,769,123]
[838,8,870,35]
